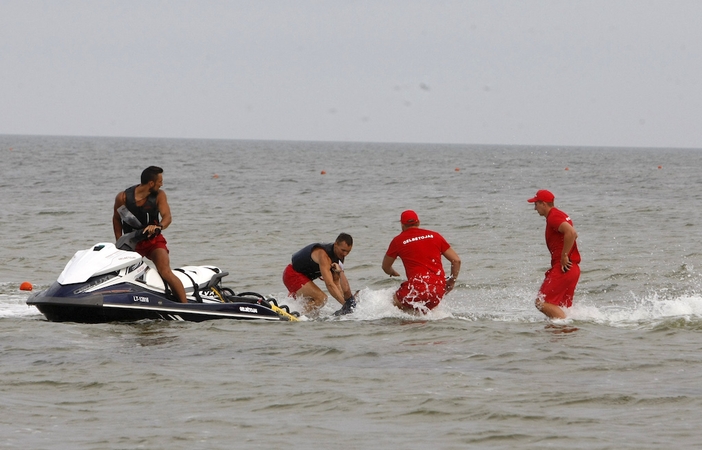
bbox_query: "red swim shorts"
[135,234,169,258]
[395,276,445,312]
[282,264,312,296]
[538,264,581,308]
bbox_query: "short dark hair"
[336,233,353,246]
[141,166,163,185]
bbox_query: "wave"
[567,292,702,329]
[0,293,40,319]
[5,282,702,329]
[305,286,702,329]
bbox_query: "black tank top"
[121,185,160,233]
[291,243,341,280]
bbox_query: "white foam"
[11,283,702,327]
[343,287,453,321]
[567,292,702,326]
[0,293,43,318]
[284,286,702,327]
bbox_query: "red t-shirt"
[545,207,581,268]
[386,227,451,283]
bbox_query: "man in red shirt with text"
[528,190,581,319]
[382,210,461,314]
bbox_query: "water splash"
[568,292,702,328]
[8,281,702,329]
[0,284,39,319]
[308,285,702,328]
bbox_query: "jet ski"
[27,242,299,323]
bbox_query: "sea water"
[2,135,702,449]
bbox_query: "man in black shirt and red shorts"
[113,166,187,303]
[283,233,356,315]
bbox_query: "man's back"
[386,227,450,281]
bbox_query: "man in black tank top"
[283,233,356,315]
[112,166,187,303]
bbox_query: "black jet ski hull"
[28,282,290,323]
[26,242,299,324]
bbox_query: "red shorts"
[395,276,445,312]
[135,234,169,258]
[539,264,580,308]
[282,264,312,296]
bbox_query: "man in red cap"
[528,190,581,319]
[382,210,461,313]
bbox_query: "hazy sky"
[2,1,701,147]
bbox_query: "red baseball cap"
[400,210,419,225]
[527,190,555,203]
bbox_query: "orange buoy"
[212,173,219,179]
[20,281,33,291]
[565,167,569,171]
[455,167,460,172]
[321,170,326,175]
[658,166,662,169]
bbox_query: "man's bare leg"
[535,299,566,319]
[295,281,329,314]
[151,248,187,303]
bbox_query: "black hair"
[336,233,353,246]
[141,166,163,185]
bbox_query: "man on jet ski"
[283,233,356,315]
[112,166,187,304]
